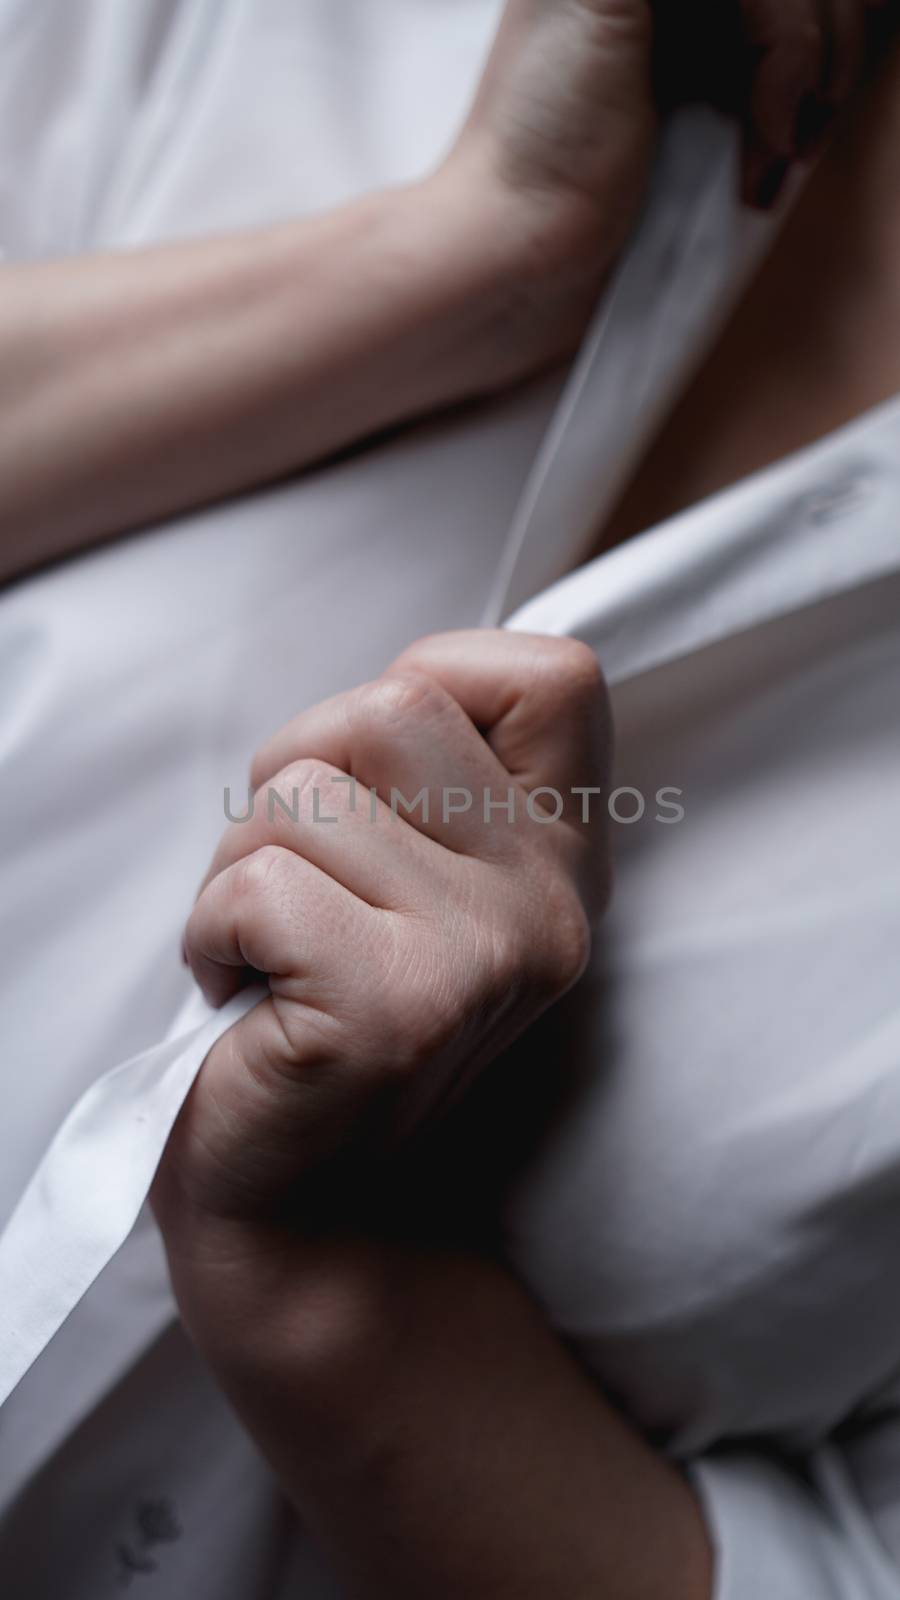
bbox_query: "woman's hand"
[445,0,889,313]
[152,634,713,1600]
[656,0,895,206]
[154,630,611,1229]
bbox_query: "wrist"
[156,1199,425,1434]
[413,155,626,388]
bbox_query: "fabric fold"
[0,986,262,1406]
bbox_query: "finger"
[387,631,612,829]
[746,0,826,151]
[202,756,452,908]
[185,843,364,1009]
[250,670,519,858]
[180,851,392,1208]
[741,0,827,205]
[248,632,612,885]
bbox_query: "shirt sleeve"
[691,1437,900,1599]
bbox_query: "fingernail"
[794,97,836,160]
[754,156,791,211]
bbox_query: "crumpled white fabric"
[0,105,770,1411]
[0,987,262,1404]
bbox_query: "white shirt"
[1,4,899,1597]
[508,401,900,1595]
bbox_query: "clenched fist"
[156,632,611,1226]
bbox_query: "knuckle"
[354,671,447,733]
[233,843,293,905]
[275,756,333,797]
[264,758,348,824]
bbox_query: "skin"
[1,0,656,586]
[153,630,714,1600]
[0,0,883,584]
[163,631,612,1220]
[663,0,894,204]
[21,0,895,1593]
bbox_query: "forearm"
[159,1218,712,1600]
[0,163,591,584]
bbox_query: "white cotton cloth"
[505,396,900,1598]
[1,4,900,1598]
[0,985,260,1399]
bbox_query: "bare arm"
[162,1220,712,1600]
[0,171,588,584]
[153,628,711,1599]
[0,0,660,585]
[1,0,873,583]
